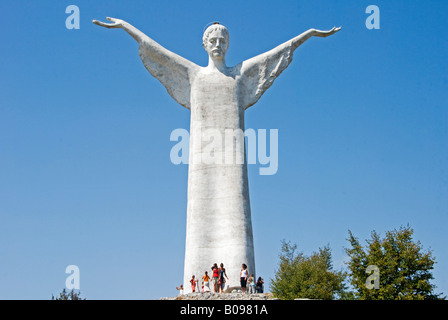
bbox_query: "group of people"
[189,262,229,293]
[178,263,264,294]
[240,263,264,294]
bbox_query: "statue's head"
[203,23,229,59]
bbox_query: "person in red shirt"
[211,263,219,293]
[190,275,197,292]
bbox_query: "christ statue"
[93,17,341,293]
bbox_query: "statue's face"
[204,29,229,59]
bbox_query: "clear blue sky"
[1,0,447,299]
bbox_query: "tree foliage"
[51,288,86,300]
[271,240,347,300]
[345,225,442,300]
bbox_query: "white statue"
[93,17,341,293]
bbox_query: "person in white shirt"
[240,264,248,293]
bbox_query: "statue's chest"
[190,70,242,127]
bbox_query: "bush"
[271,240,347,300]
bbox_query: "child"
[247,274,256,294]
[203,271,211,292]
[176,284,184,295]
[190,275,196,292]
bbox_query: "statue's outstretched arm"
[241,26,341,73]
[93,17,199,109]
[239,26,341,110]
[93,17,149,44]
[92,17,198,68]
[291,26,341,50]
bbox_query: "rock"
[160,292,275,301]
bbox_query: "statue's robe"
[138,38,295,292]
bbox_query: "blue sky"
[1,0,447,299]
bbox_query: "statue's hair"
[202,23,229,46]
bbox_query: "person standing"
[240,264,248,293]
[247,274,256,294]
[211,263,219,293]
[218,263,229,293]
[202,271,211,292]
[256,277,264,293]
[190,275,197,293]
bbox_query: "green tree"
[345,225,443,300]
[271,240,347,300]
[51,288,86,300]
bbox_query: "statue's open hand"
[92,17,124,28]
[314,26,342,37]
